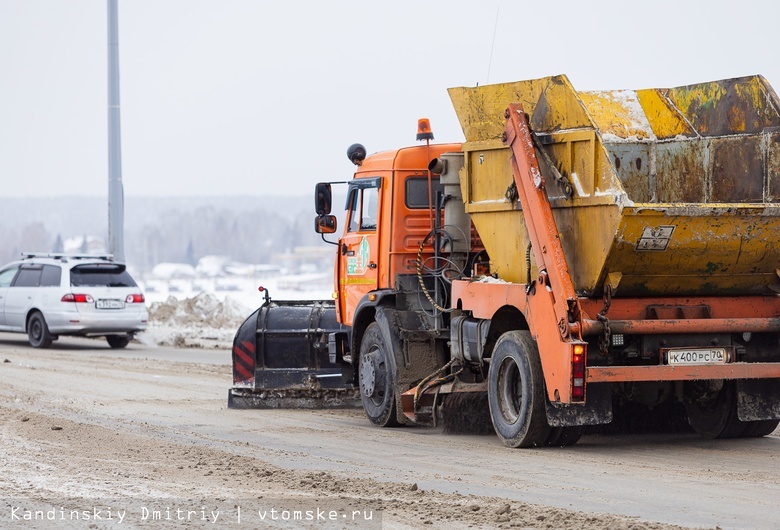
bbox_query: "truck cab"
[317,142,462,323]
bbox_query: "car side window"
[14,266,42,287]
[0,266,19,287]
[40,265,62,287]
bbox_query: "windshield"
[70,264,137,287]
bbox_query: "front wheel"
[27,312,53,349]
[488,330,550,448]
[358,323,399,427]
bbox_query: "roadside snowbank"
[139,292,254,349]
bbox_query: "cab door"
[338,177,381,326]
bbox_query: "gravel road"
[1,333,778,529]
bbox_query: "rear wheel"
[27,312,53,349]
[685,381,746,439]
[106,335,131,349]
[358,323,399,427]
[545,426,583,447]
[488,330,550,448]
[741,419,780,438]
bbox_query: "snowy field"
[139,273,334,349]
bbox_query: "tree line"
[0,196,328,273]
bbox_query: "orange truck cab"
[315,140,472,411]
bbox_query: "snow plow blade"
[228,298,360,409]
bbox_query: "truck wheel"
[27,312,53,349]
[358,323,399,427]
[741,419,780,437]
[545,426,583,447]
[685,381,746,439]
[488,330,550,448]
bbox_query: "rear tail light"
[571,343,586,401]
[126,294,145,303]
[61,293,94,303]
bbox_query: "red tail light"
[571,343,586,401]
[126,294,145,303]
[61,293,94,303]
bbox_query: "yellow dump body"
[449,75,780,297]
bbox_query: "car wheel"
[27,312,53,349]
[106,335,131,349]
[488,330,551,448]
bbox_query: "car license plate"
[96,299,125,310]
[665,347,729,365]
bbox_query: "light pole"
[107,0,125,262]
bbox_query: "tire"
[358,323,399,427]
[545,426,583,447]
[685,381,747,439]
[488,330,551,448]
[27,312,53,349]
[106,335,131,349]
[741,419,780,438]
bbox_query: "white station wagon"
[0,253,148,348]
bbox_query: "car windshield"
[70,264,137,287]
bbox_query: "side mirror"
[315,215,337,234]
[315,183,332,216]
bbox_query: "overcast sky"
[1,0,778,198]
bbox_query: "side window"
[346,189,359,232]
[13,267,42,287]
[359,187,378,230]
[0,266,19,288]
[406,177,444,209]
[40,265,62,287]
[346,180,380,233]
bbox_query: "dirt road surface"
[1,333,778,529]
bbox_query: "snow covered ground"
[139,274,334,349]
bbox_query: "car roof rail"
[21,252,115,262]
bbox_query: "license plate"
[96,299,125,309]
[665,347,729,365]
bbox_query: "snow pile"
[140,292,254,349]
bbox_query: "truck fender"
[348,291,395,383]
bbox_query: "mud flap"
[737,378,780,421]
[374,307,444,425]
[546,382,613,427]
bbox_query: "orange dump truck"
[231,75,780,447]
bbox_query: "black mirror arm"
[320,233,339,246]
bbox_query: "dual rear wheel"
[685,380,780,439]
[487,330,582,448]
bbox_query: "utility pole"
[107,0,125,262]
